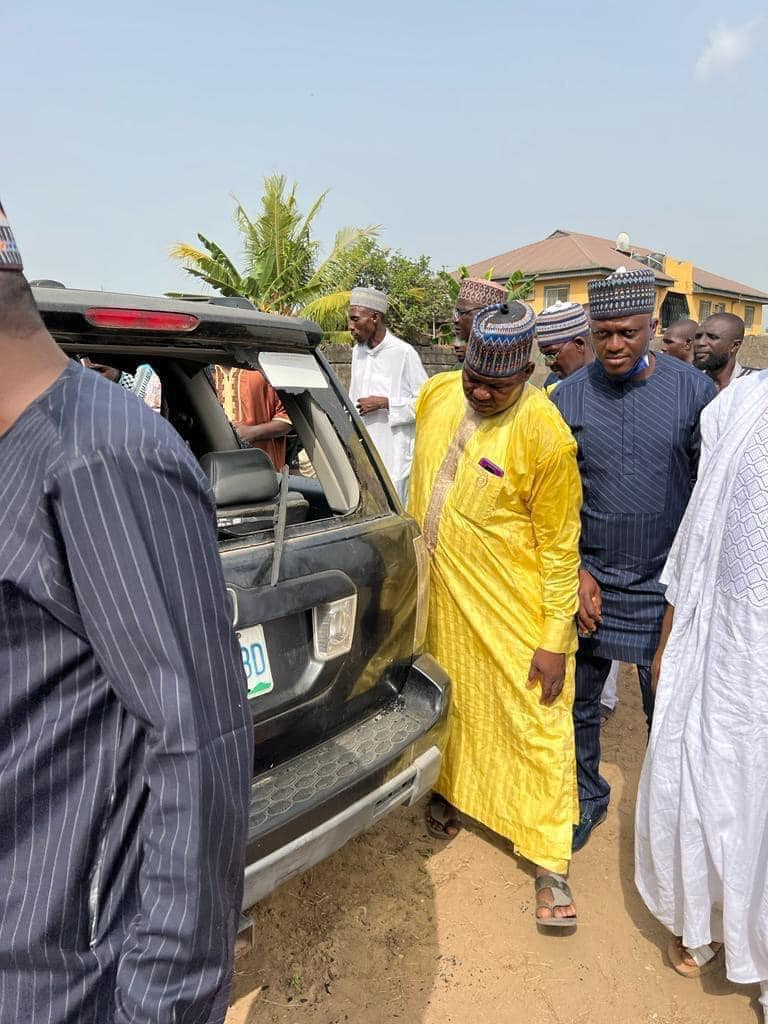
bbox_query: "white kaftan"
[349,331,427,504]
[600,661,620,711]
[635,370,768,992]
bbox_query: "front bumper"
[242,653,450,908]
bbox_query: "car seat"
[200,449,310,536]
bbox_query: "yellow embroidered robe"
[409,374,582,871]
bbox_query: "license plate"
[238,624,274,700]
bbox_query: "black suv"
[34,285,451,908]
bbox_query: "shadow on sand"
[606,664,761,1021]
[227,801,440,1024]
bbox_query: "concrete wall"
[324,341,555,391]
[323,336,768,400]
[740,334,768,368]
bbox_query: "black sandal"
[535,873,578,929]
[425,795,462,841]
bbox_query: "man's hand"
[527,649,566,706]
[651,603,675,695]
[233,418,291,443]
[650,647,663,696]
[232,421,253,442]
[577,568,602,637]
[356,395,388,416]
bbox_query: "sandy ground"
[227,665,760,1024]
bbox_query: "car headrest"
[200,449,279,507]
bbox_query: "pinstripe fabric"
[0,363,253,1024]
[574,654,653,814]
[552,354,716,664]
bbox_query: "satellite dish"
[616,232,630,253]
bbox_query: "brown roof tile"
[466,229,768,302]
[466,230,673,284]
[692,266,768,302]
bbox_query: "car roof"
[33,286,324,353]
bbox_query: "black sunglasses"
[453,305,484,321]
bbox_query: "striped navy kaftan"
[0,363,253,1023]
[551,354,716,664]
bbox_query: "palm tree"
[169,175,377,318]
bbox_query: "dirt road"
[227,666,760,1024]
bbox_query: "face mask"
[598,349,650,383]
[617,352,650,380]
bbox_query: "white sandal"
[667,936,723,977]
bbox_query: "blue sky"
[6,1,766,296]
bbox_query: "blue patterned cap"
[0,198,22,271]
[465,301,536,378]
[588,266,655,320]
[536,301,589,348]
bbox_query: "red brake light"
[84,308,199,332]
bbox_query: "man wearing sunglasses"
[536,301,594,391]
[452,277,507,366]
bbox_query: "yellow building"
[466,229,768,335]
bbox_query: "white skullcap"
[349,287,388,314]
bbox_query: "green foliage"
[302,237,455,343]
[169,174,536,345]
[505,269,537,300]
[169,175,377,316]
[435,265,537,312]
[437,265,466,304]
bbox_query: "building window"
[699,300,712,320]
[744,305,755,330]
[713,302,726,314]
[660,291,690,328]
[544,285,570,306]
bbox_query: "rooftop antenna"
[616,231,631,254]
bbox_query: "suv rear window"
[64,345,393,543]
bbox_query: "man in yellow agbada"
[409,300,582,926]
